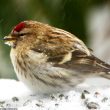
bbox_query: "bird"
[4,20,110,94]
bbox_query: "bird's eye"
[11,31,27,37]
[18,33,26,36]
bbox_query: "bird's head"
[4,20,48,48]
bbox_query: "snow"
[0,78,110,110]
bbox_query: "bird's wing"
[31,27,110,75]
[54,50,110,74]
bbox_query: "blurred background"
[0,0,110,79]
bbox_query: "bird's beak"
[4,36,17,47]
[3,36,16,42]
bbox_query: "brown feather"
[54,50,110,74]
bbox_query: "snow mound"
[0,79,110,110]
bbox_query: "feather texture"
[4,20,110,93]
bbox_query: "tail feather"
[79,55,110,79]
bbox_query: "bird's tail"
[71,52,110,79]
[91,55,110,79]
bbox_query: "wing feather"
[31,26,110,74]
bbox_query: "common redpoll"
[4,20,110,93]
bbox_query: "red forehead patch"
[13,22,26,32]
